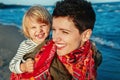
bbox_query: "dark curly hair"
[52,0,96,33]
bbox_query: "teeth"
[38,34,42,37]
[36,33,44,38]
[55,44,65,48]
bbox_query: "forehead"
[25,15,41,23]
[24,17,35,27]
[24,16,47,27]
[52,17,77,30]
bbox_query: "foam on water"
[91,36,120,50]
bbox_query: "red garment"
[10,40,96,80]
[58,40,96,80]
[10,40,56,80]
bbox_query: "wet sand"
[0,24,25,79]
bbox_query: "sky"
[0,0,120,5]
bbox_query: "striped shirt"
[9,39,38,73]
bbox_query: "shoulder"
[90,41,102,68]
[20,39,35,46]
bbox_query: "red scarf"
[10,40,96,80]
[58,40,96,80]
[10,40,56,80]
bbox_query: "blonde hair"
[22,5,52,38]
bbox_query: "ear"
[81,29,92,42]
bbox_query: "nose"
[37,27,43,33]
[52,31,61,42]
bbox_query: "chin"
[57,50,68,56]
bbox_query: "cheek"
[63,39,81,54]
[75,39,81,48]
[70,36,81,49]
[44,27,50,33]
[29,30,35,36]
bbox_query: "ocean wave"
[102,4,114,8]
[21,8,27,12]
[114,10,120,12]
[97,8,104,12]
[0,22,21,28]
[91,36,120,50]
[96,8,120,13]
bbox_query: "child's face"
[28,20,50,44]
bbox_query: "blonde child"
[9,5,52,73]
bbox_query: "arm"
[9,39,38,73]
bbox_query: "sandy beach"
[0,24,25,79]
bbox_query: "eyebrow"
[52,25,72,31]
[59,28,72,32]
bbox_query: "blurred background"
[0,0,120,80]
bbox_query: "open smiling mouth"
[55,43,66,50]
[36,33,45,39]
